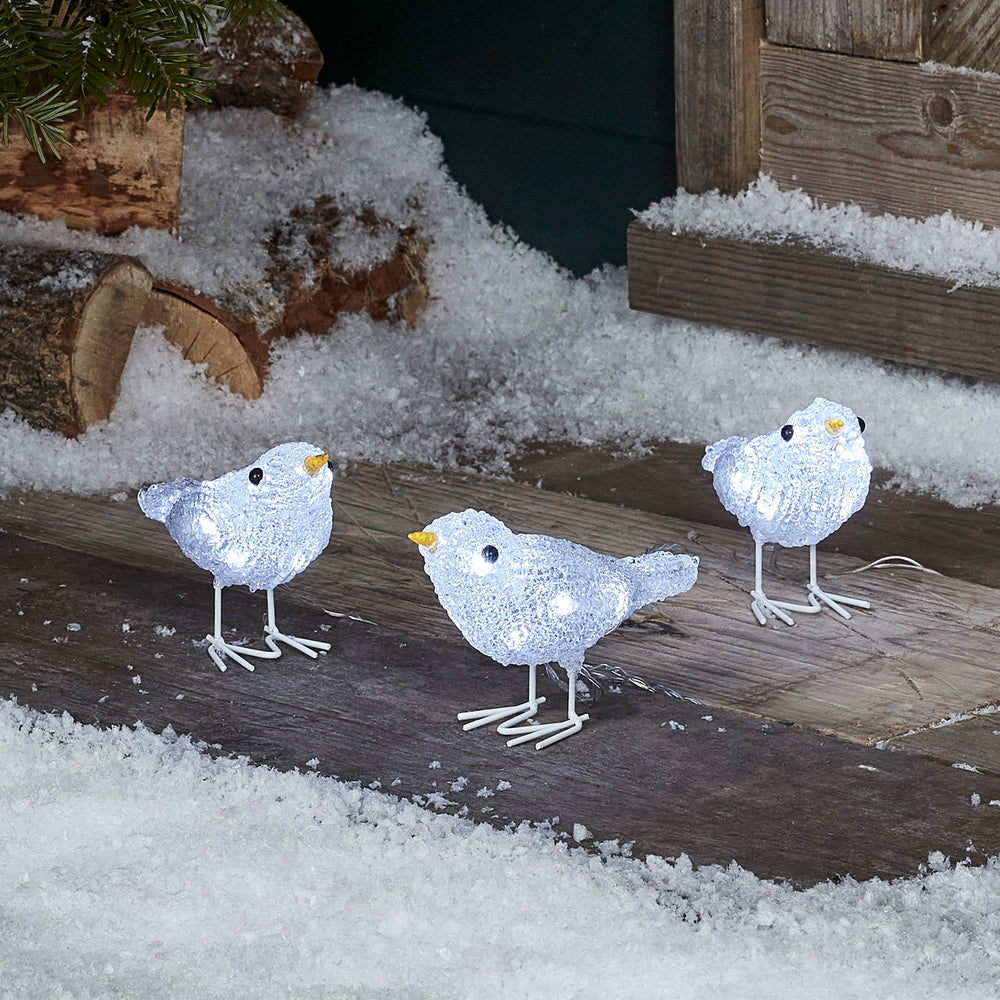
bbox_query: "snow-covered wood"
[261,199,430,340]
[627,221,1000,384]
[202,5,324,120]
[0,247,270,435]
[0,248,153,435]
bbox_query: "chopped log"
[146,280,268,400]
[0,93,183,235]
[0,247,152,436]
[261,199,430,340]
[0,247,271,436]
[202,5,324,119]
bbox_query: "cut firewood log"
[0,247,267,437]
[0,94,184,235]
[0,247,153,435]
[145,280,267,401]
[202,5,324,119]
[261,199,431,340]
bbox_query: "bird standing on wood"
[702,397,871,625]
[409,509,699,749]
[139,442,334,671]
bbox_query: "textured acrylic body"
[415,509,699,667]
[703,398,871,548]
[138,442,333,590]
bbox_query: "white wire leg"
[749,540,821,626]
[458,662,547,731]
[205,584,281,673]
[805,544,871,619]
[262,589,332,658]
[504,660,590,750]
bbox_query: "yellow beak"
[824,418,844,436]
[408,531,438,552]
[304,453,329,476]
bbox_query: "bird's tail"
[701,436,742,473]
[632,547,699,607]
[137,477,199,523]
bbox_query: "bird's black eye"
[481,544,499,564]
[780,424,794,441]
[858,417,866,433]
[248,467,263,485]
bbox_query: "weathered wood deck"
[3,445,1000,887]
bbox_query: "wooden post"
[673,0,764,194]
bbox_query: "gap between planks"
[2,460,999,748]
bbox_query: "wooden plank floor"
[3,449,1000,886]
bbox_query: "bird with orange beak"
[409,509,698,749]
[702,397,871,625]
[139,442,334,671]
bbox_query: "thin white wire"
[844,555,942,576]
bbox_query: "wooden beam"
[6,526,1000,886]
[627,220,1000,383]
[765,0,924,60]
[760,43,1000,228]
[673,0,764,193]
[927,0,1000,75]
[3,460,1000,746]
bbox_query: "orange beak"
[408,531,438,552]
[304,453,329,476]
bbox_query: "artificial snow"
[0,87,999,505]
[1,699,999,999]
[4,83,1000,994]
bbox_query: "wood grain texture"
[510,440,1000,591]
[145,285,266,401]
[3,460,999,748]
[0,93,183,235]
[6,529,1000,887]
[673,0,763,193]
[627,221,1000,383]
[760,44,1000,228]
[766,0,924,60]
[888,714,1000,774]
[927,0,1000,74]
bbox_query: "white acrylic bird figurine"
[139,442,334,671]
[702,397,871,626]
[409,509,699,749]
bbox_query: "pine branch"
[0,0,288,159]
[0,85,79,163]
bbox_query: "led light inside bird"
[702,398,872,626]
[138,442,335,672]
[409,509,699,750]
